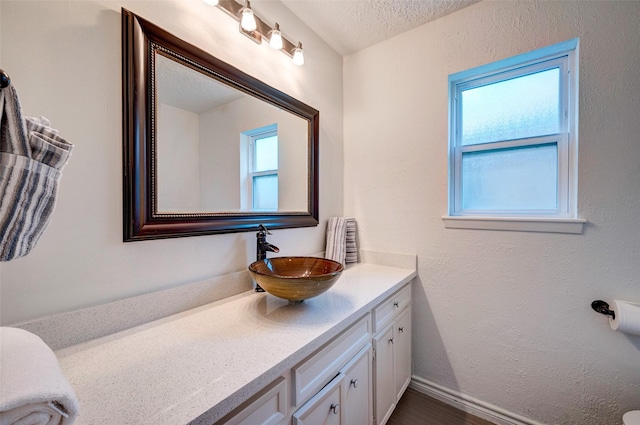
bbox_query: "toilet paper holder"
[591,300,615,320]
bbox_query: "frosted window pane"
[461,144,558,211]
[253,175,278,210]
[461,68,560,145]
[254,136,278,171]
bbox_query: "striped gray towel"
[345,217,357,264]
[0,85,73,262]
[325,217,358,265]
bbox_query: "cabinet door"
[342,344,372,425]
[293,373,343,425]
[373,324,395,425]
[394,307,412,402]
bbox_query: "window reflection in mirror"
[243,125,278,211]
[155,53,308,214]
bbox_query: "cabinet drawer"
[220,376,288,425]
[373,284,411,332]
[293,373,343,425]
[293,314,371,405]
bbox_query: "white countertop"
[55,263,416,425]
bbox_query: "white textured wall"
[344,1,640,424]
[0,0,343,324]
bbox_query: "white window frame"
[443,38,585,234]
[248,126,278,210]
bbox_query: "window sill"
[442,216,586,234]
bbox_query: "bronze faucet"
[255,224,279,292]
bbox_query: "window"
[444,39,585,234]
[247,126,278,211]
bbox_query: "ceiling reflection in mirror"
[155,54,309,214]
[122,9,319,241]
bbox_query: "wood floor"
[387,388,497,425]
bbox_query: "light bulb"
[292,42,304,66]
[269,23,283,50]
[241,3,257,32]
[203,0,218,5]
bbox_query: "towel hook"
[0,69,10,88]
[591,300,615,320]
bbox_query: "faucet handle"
[258,224,271,235]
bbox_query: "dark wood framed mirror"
[122,9,319,241]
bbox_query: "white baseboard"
[410,376,546,425]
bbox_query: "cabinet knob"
[330,403,340,415]
[350,379,358,388]
[388,337,394,344]
[393,301,399,308]
[398,327,404,333]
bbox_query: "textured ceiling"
[279,0,479,56]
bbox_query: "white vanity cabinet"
[372,285,412,425]
[218,282,412,425]
[290,283,411,425]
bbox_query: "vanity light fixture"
[269,23,283,50]
[206,0,305,65]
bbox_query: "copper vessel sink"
[248,256,344,303]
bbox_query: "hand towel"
[0,327,79,425]
[325,217,347,264]
[345,217,357,264]
[0,84,73,262]
[325,217,358,265]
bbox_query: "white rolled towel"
[0,327,79,425]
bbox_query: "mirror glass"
[122,9,319,241]
[156,54,309,213]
